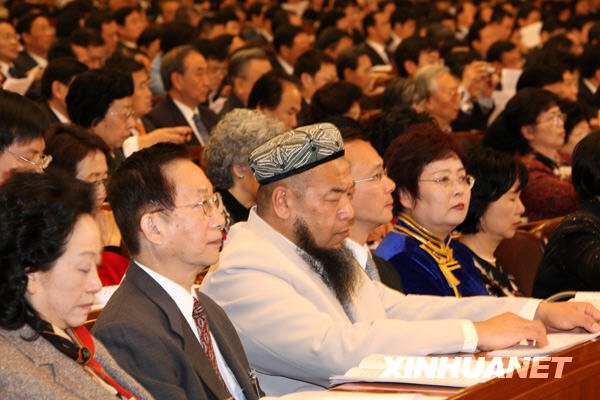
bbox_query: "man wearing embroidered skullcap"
[201,123,600,396]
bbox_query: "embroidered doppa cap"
[249,123,345,184]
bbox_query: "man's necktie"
[192,298,232,396]
[192,113,209,145]
[365,252,381,282]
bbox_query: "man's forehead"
[310,157,353,187]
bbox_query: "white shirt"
[27,51,47,68]
[583,78,598,95]
[171,97,206,145]
[344,238,370,271]
[49,104,69,123]
[366,40,391,65]
[135,261,247,400]
[275,55,294,75]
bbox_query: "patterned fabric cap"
[249,123,345,184]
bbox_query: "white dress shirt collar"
[134,260,247,399]
[28,51,47,68]
[275,55,294,75]
[366,40,390,64]
[171,97,205,145]
[344,238,370,271]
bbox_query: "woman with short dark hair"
[484,88,577,221]
[533,131,600,297]
[456,147,528,297]
[375,124,488,297]
[0,171,153,399]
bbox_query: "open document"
[262,392,437,400]
[488,331,600,357]
[329,354,517,388]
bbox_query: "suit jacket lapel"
[165,96,201,145]
[126,262,230,399]
[198,296,258,399]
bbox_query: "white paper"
[261,392,432,400]
[488,331,600,357]
[520,22,542,49]
[94,285,119,306]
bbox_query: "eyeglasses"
[419,174,475,189]
[537,113,565,126]
[0,33,19,41]
[109,107,136,121]
[354,169,386,183]
[89,177,108,190]
[149,192,224,217]
[7,150,52,169]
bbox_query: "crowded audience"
[4,0,600,397]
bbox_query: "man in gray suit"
[92,143,262,400]
[201,123,600,396]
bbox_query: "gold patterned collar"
[393,213,462,297]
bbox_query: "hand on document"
[474,302,600,352]
[534,301,600,333]
[473,312,548,351]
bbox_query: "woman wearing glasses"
[45,124,126,286]
[375,124,488,297]
[456,147,528,297]
[484,88,577,222]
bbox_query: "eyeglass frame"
[6,150,52,169]
[147,192,225,218]
[419,174,476,189]
[109,107,136,121]
[354,169,386,184]
[537,112,566,127]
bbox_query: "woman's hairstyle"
[572,130,600,201]
[204,109,285,190]
[384,123,462,213]
[45,123,110,177]
[557,98,589,142]
[303,81,362,124]
[66,68,133,128]
[0,171,94,330]
[456,146,529,234]
[484,88,557,155]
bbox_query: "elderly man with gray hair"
[218,47,272,118]
[204,109,285,223]
[414,64,461,132]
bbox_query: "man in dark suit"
[360,10,392,66]
[270,25,310,75]
[218,47,272,119]
[14,13,55,77]
[143,45,218,145]
[578,45,600,115]
[342,126,404,293]
[39,58,88,123]
[92,143,262,400]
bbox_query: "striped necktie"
[192,298,233,397]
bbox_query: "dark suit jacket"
[92,262,262,400]
[38,101,61,123]
[218,92,246,120]
[142,96,218,145]
[578,79,598,115]
[533,198,600,298]
[360,43,388,66]
[373,254,404,293]
[13,50,38,77]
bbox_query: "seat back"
[494,230,545,297]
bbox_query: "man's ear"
[52,81,69,102]
[171,71,183,92]
[271,186,294,219]
[398,188,415,210]
[139,213,164,245]
[300,72,312,91]
[404,60,417,76]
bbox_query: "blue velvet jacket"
[375,213,488,297]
